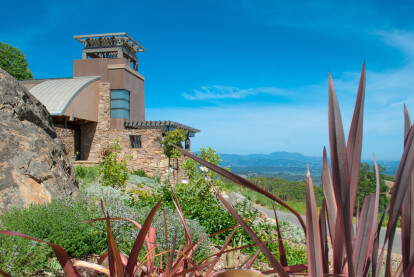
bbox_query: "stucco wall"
[73,58,145,126]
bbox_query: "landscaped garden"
[1,64,414,276]
[0,139,307,276]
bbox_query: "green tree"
[162,128,187,159]
[356,162,390,214]
[0,42,33,80]
[162,128,188,174]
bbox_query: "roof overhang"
[27,76,100,117]
[125,121,200,137]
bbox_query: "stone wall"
[108,128,186,181]
[61,81,185,181]
[55,127,75,158]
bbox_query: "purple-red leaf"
[353,156,380,276]
[347,62,366,219]
[126,200,162,276]
[305,169,324,277]
[204,225,239,277]
[401,104,414,272]
[211,186,289,277]
[73,261,110,275]
[105,212,125,277]
[385,121,414,276]
[319,200,329,274]
[172,144,306,232]
[353,194,377,275]
[272,203,288,267]
[322,147,337,244]
[328,71,354,276]
[92,252,109,277]
[371,205,389,277]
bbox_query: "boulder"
[0,68,78,211]
[228,191,248,206]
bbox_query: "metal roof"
[125,121,200,134]
[29,76,100,115]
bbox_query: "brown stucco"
[73,58,145,127]
[63,79,100,121]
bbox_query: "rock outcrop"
[0,68,78,211]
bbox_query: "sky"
[2,0,414,160]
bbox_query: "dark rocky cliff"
[0,68,78,211]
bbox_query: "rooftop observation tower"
[73,32,145,71]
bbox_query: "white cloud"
[151,30,414,161]
[147,99,406,160]
[182,85,289,100]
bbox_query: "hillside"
[216,151,399,184]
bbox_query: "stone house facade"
[21,33,199,180]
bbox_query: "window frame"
[110,89,130,119]
[130,135,142,148]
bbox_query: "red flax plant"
[173,63,414,276]
[0,194,267,276]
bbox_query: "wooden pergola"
[74,33,146,71]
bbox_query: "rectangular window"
[111,89,130,119]
[130,135,141,148]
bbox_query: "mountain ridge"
[211,151,399,178]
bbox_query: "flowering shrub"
[0,236,50,276]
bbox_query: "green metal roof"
[29,76,100,115]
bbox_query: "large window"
[111,89,130,119]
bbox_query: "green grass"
[221,180,316,215]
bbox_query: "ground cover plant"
[2,63,414,276]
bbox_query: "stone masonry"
[69,81,185,181]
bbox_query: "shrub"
[132,168,147,177]
[128,174,162,190]
[80,182,130,204]
[0,197,107,258]
[74,165,100,184]
[99,138,131,189]
[0,236,50,276]
[181,147,228,199]
[0,190,213,275]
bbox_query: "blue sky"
[2,0,414,160]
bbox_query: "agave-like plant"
[0,190,265,276]
[172,62,414,276]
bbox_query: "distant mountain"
[213,151,399,184]
[219,151,322,172]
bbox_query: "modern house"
[20,33,199,179]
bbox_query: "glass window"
[130,135,141,148]
[111,89,130,119]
